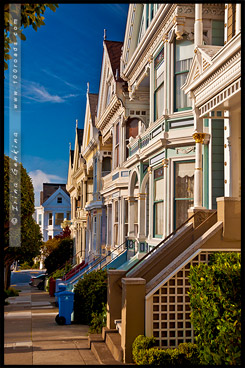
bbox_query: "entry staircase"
[62,241,128,291]
[98,209,232,363]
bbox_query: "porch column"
[194,4,203,48]
[162,158,168,237]
[82,178,87,207]
[127,197,136,238]
[81,223,86,260]
[236,4,241,34]
[137,193,146,240]
[147,167,153,239]
[193,132,205,208]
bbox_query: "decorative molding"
[192,132,206,144]
[175,146,195,154]
[162,158,169,167]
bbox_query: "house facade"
[35,183,71,242]
[66,3,241,362]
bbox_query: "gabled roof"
[88,93,98,126]
[104,40,123,81]
[42,186,70,207]
[183,45,222,93]
[41,183,69,205]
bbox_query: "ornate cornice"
[96,95,123,131]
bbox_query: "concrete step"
[91,341,123,365]
[106,331,123,362]
[87,333,104,349]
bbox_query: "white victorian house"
[35,183,71,242]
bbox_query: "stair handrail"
[64,256,100,282]
[124,210,205,277]
[68,241,127,284]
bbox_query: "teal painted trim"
[204,118,209,127]
[153,165,164,238]
[168,115,193,122]
[203,144,209,209]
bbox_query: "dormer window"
[57,197,62,204]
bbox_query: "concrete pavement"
[4,284,99,365]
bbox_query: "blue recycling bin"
[55,290,74,325]
[55,283,67,305]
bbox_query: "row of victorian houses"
[65,3,241,363]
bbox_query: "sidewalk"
[4,284,99,365]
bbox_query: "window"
[66,212,70,220]
[114,201,119,246]
[154,48,164,120]
[126,118,139,158]
[57,197,62,204]
[49,213,52,226]
[174,161,194,229]
[55,213,64,226]
[102,157,111,177]
[227,4,236,41]
[114,123,120,168]
[174,37,194,111]
[153,167,164,237]
[38,214,42,225]
[134,200,138,236]
[49,235,52,240]
[212,20,224,46]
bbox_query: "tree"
[4,155,43,289]
[41,226,71,258]
[44,238,73,275]
[4,3,58,71]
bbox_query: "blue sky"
[4,4,129,205]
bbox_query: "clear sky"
[4,3,129,206]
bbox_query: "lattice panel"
[152,252,211,348]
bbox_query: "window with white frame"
[114,122,120,168]
[114,201,119,246]
[38,214,42,225]
[154,47,164,120]
[93,157,97,193]
[153,167,164,237]
[57,197,62,203]
[49,213,52,226]
[55,213,64,226]
[124,198,128,238]
[174,36,194,111]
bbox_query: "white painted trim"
[145,248,202,300]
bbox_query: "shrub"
[189,252,241,365]
[74,269,107,324]
[46,263,71,291]
[19,261,32,270]
[4,287,19,298]
[132,335,200,365]
[45,238,73,274]
[89,303,107,334]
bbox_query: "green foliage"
[4,155,43,288]
[44,239,73,275]
[4,4,58,72]
[4,287,19,298]
[188,252,241,365]
[46,262,72,290]
[132,336,200,365]
[89,303,107,334]
[74,269,107,325]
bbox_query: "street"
[4,270,99,365]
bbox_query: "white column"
[137,193,146,240]
[236,4,241,34]
[147,167,153,239]
[194,4,203,48]
[82,179,87,207]
[162,158,168,237]
[193,133,205,208]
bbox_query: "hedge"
[188,252,241,365]
[73,269,107,325]
[132,335,200,365]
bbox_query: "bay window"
[153,167,164,237]
[174,37,194,111]
[154,47,164,120]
